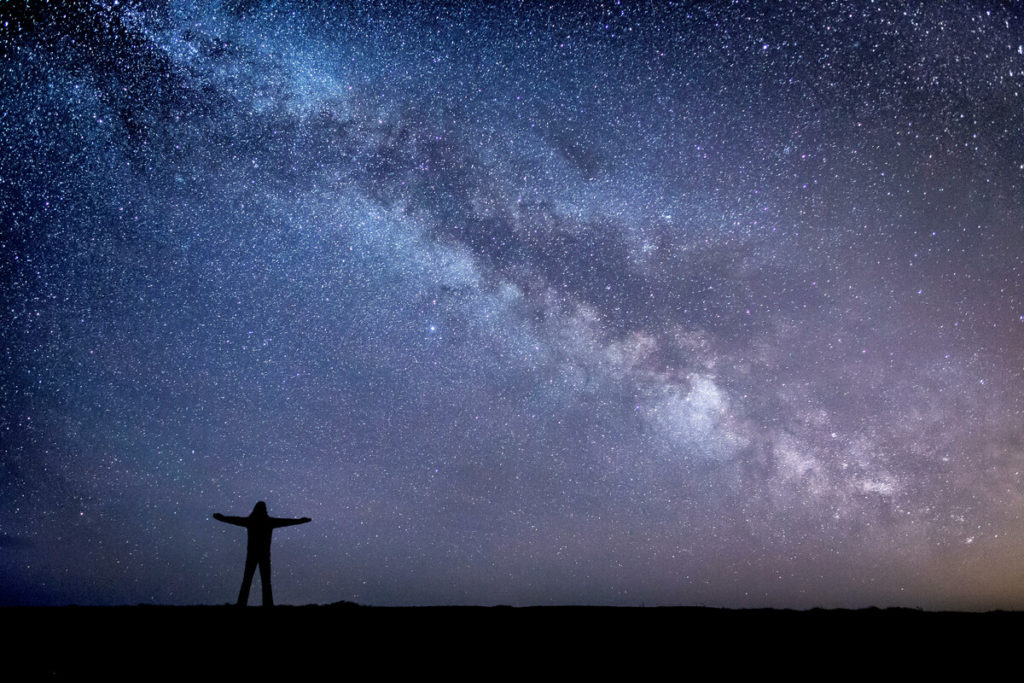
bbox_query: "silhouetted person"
[212,501,311,607]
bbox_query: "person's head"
[251,501,268,517]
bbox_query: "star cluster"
[2,1,1024,608]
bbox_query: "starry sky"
[2,0,1024,609]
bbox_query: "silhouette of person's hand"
[213,513,225,520]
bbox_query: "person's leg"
[237,555,257,606]
[259,554,273,607]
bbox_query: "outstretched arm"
[270,516,312,528]
[212,513,248,526]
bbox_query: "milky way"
[2,1,1024,608]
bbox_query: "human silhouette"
[212,501,311,607]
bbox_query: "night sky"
[3,1,1024,609]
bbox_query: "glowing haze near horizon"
[3,1,1024,608]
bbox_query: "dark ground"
[9,604,1020,677]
